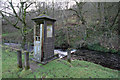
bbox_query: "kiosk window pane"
[47,25,52,37]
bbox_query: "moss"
[17,65,23,69]
[67,59,71,63]
[2,33,9,37]
[24,66,30,70]
[87,43,118,53]
[39,14,48,17]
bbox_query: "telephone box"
[32,14,56,64]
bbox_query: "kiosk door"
[34,24,43,61]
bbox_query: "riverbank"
[63,49,120,70]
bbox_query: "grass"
[2,33,8,37]
[2,32,20,37]
[2,49,119,78]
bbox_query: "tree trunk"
[98,3,102,26]
[21,35,26,50]
[118,8,120,51]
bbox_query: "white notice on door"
[47,25,52,37]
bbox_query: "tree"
[69,0,86,25]
[0,0,34,50]
[69,0,88,46]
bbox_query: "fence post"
[17,50,22,68]
[67,48,71,63]
[24,51,30,70]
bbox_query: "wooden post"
[67,48,71,63]
[17,50,22,68]
[34,24,36,58]
[24,51,30,70]
[34,24,36,41]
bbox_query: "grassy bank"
[2,49,119,78]
[87,43,118,54]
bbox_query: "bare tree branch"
[25,3,33,10]
[0,10,14,16]
[9,1,24,23]
[69,8,80,18]
[0,11,20,30]
[110,2,120,29]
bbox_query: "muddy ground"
[63,49,120,70]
